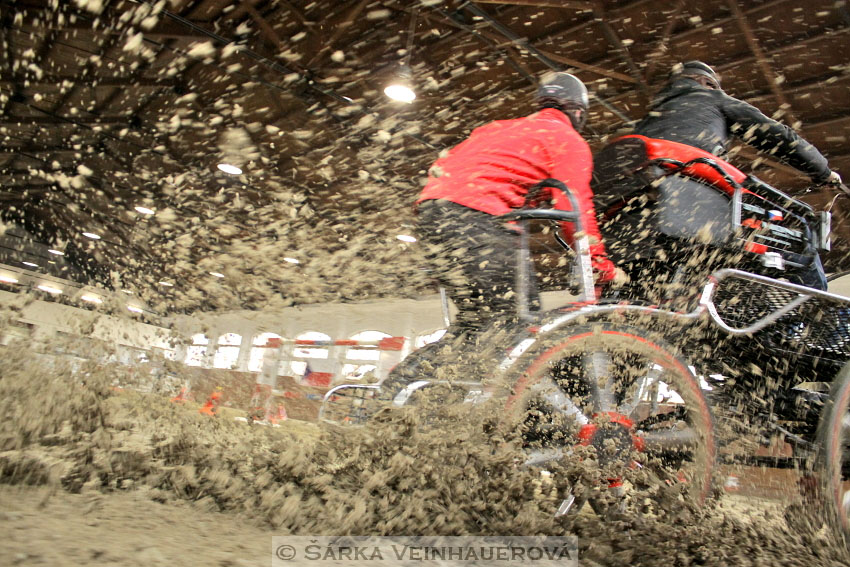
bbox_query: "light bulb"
[217,163,243,175]
[384,84,416,103]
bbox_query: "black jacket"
[634,78,831,182]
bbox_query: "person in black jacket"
[602,61,841,298]
[634,61,841,185]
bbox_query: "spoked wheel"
[499,322,716,518]
[815,362,850,545]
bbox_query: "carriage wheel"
[815,362,850,543]
[499,322,716,517]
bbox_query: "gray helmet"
[537,72,589,109]
[537,72,588,130]
[676,60,721,88]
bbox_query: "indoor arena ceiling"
[2,0,850,313]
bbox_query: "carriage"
[320,136,850,541]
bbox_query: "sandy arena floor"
[2,345,850,566]
[0,486,793,567]
[0,485,274,567]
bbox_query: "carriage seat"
[591,135,747,208]
[625,135,747,195]
[592,135,753,245]
[594,134,824,285]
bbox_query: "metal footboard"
[701,269,850,359]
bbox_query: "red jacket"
[417,108,616,282]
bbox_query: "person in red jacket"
[415,72,620,338]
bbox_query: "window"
[289,331,330,377]
[415,328,446,349]
[340,330,390,382]
[248,332,283,373]
[185,334,209,367]
[293,331,330,358]
[213,333,242,369]
[346,330,390,361]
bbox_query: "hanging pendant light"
[384,10,418,103]
[384,64,416,103]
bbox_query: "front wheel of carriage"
[815,361,850,546]
[488,320,717,519]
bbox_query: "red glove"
[589,242,617,284]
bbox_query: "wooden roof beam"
[0,76,177,88]
[273,0,315,28]
[590,0,649,99]
[222,0,265,23]
[583,25,850,119]
[435,0,781,86]
[643,0,686,84]
[48,32,122,116]
[534,0,793,56]
[458,1,633,121]
[0,146,99,156]
[531,0,656,46]
[305,0,371,68]
[0,10,16,117]
[0,115,131,126]
[638,0,795,50]
[10,10,213,40]
[240,3,286,49]
[83,36,180,132]
[473,0,593,8]
[530,48,637,83]
[731,144,808,179]
[0,176,56,184]
[726,0,798,127]
[415,8,538,84]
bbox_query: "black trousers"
[417,199,540,336]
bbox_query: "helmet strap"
[561,106,586,132]
[538,101,586,131]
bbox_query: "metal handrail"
[502,178,596,313]
[500,209,581,223]
[502,207,594,318]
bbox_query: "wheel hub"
[578,412,643,466]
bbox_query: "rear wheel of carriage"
[815,362,850,544]
[496,321,716,517]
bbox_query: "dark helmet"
[674,60,721,89]
[536,72,589,130]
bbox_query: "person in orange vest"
[199,387,223,416]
